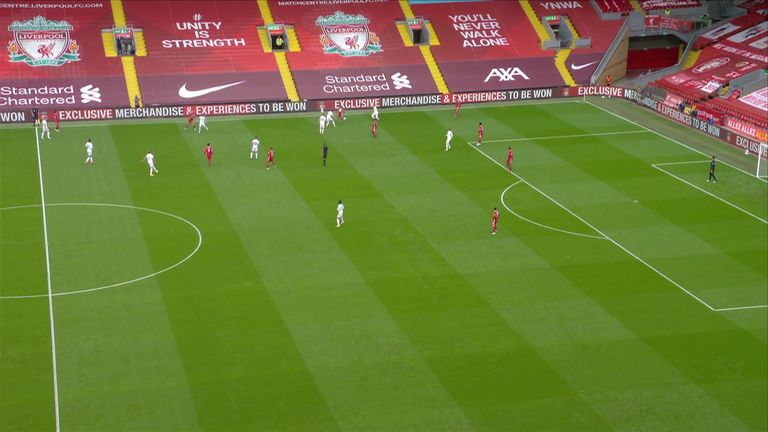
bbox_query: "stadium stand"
[269,1,439,100]
[1,0,129,110]
[639,0,702,12]
[410,1,568,91]
[651,0,768,130]
[595,0,635,14]
[528,0,626,84]
[123,0,288,105]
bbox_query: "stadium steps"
[134,30,147,56]
[630,0,644,13]
[520,0,550,48]
[258,0,300,100]
[257,0,274,23]
[396,22,414,47]
[419,46,450,94]
[110,0,142,106]
[101,31,118,57]
[275,52,300,102]
[286,26,301,52]
[555,49,577,86]
[682,50,701,69]
[399,0,416,19]
[258,27,273,53]
[427,22,441,46]
[121,57,143,107]
[400,0,449,93]
[110,0,127,27]
[564,17,580,46]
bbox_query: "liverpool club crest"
[316,11,382,57]
[7,16,80,67]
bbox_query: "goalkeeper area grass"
[1,97,766,431]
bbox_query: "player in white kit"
[40,117,51,139]
[319,114,327,135]
[372,106,379,121]
[250,136,260,159]
[445,128,453,151]
[141,150,159,176]
[84,138,94,164]
[325,110,336,127]
[336,200,345,227]
[198,114,208,133]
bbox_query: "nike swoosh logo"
[571,61,599,71]
[178,81,245,98]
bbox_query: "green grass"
[1,99,766,431]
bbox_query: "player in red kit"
[372,118,378,138]
[476,122,484,146]
[52,110,60,132]
[266,147,275,169]
[491,207,500,235]
[506,147,514,172]
[185,113,195,130]
[338,106,344,122]
[204,143,214,167]
[454,100,461,117]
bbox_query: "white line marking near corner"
[34,126,61,431]
[501,182,606,240]
[586,101,768,184]
[652,164,767,224]
[478,130,650,144]
[467,141,718,312]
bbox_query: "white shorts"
[87,149,93,156]
[337,212,343,219]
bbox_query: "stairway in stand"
[110,0,143,106]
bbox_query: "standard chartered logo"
[80,84,102,103]
[390,73,412,90]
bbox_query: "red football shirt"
[507,149,514,162]
[493,209,500,222]
[205,146,213,158]
[478,125,484,136]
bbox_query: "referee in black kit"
[323,142,328,166]
[708,156,717,183]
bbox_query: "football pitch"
[1,98,766,431]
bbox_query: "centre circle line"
[0,202,203,299]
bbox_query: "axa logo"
[80,84,101,103]
[484,67,530,82]
[390,72,411,90]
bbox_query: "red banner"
[725,116,768,141]
[644,15,693,32]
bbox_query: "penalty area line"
[714,304,768,312]
[652,164,767,224]
[475,129,650,144]
[586,100,768,184]
[466,141,718,312]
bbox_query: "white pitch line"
[500,182,606,240]
[0,203,203,299]
[653,160,709,167]
[466,141,718,311]
[476,129,650,144]
[652,164,768,224]
[714,304,768,312]
[586,100,768,184]
[34,127,61,431]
